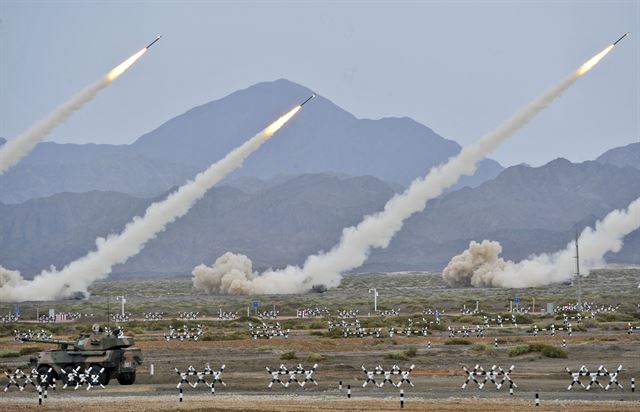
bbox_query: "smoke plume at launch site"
[192,253,257,295]
[442,197,640,288]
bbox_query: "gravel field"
[1,270,639,410]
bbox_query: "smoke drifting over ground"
[198,43,616,296]
[443,197,640,288]
[0,48,147,175]
[442,240,506,287]
[192,253,257,295]
[0,106,301,302]
[0,266,25,289]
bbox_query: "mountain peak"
[257,78,313,93]
[216,78,315,107]
[127,78,502,188]
[545,157,573,168]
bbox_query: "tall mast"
[107,290,111,328]
[575,231,582,311]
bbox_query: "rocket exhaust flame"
[0,39,158,175]
[576,45,614,76]
[577,33,628,76]
[264,95,312,136]
[107,48,147,81]
[0,100,307,302]
[265,106,301,137]
[442,198,640,288]
[191,39,624,296]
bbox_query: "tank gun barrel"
[18,337,76,348]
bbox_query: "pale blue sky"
[1,0,638,167]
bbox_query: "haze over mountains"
[0,79,501,204]
[1,148,638,278]
[0,80,638,279]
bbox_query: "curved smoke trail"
[442,197,640,288]
[0,104,302,302]
[0,46,149,175]
[192,41,620,295]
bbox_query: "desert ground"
[1,269,639,411]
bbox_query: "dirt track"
[1,394,639,412]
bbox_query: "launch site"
[0,1,638,411]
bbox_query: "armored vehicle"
[21,324,142,386]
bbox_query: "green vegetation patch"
[507,343,567,358]
[200,331,245,341]
[280,351,297,360]
[470,343,495,353]
[0,351,21,358]
[19,346,43,356]
[307,352,325,362]
[386,347,417,361]
[595,312,633,322]
[445,338,472,345]
[386,350,410,361]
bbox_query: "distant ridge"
[596,141,640,170]
[1,157,638,277]
[0,79,502,203]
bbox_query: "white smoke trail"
[0,48,148,175]
[195,43,617,295]
[0,105,301,302]
[442,197,640,287]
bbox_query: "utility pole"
[107,291,111,328]
[368,288,379,312]
[116,296,126,316]
[575,232,582,311]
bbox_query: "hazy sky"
[1,1,638,167]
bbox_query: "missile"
[613,32,629,46]
[300,94,316,107]
[146,36,162,49]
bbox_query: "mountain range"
[0,79,502,204]
[1,149,638,278]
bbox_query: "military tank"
[20,324,143,386]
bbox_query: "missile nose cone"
[146,36,162,49]
[613,32,629,46]
[300,94,316,107]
